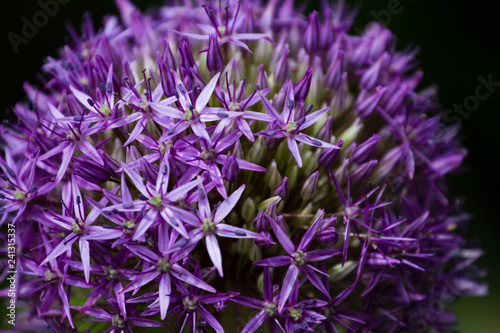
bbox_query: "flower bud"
[355,86,387,118]
[265,202,277,220]
[273,176,289,199]
[241,197,256,222]
[317,116,334,143]
[255,64,268,90]
[318,140,343,169]
[293,67,312,102]
[275,215,290,235]
[253,211,270,232]
[255,230,274,248]
[159,61,175,97]
[325,50,344,90]
[319,226,340,246]
[303,11,319,54]
[273,49,291,85]
[247,136,267,163]
[258,196,281,212]
[214,300,229,312]
[222,155,239,183]
[178,38,196,71]
[301,171,319,200]
[360,53,389,91]
[207,34,224,73]
[351,160,378,182]
[265,160,282,189]
[351,134,380,164]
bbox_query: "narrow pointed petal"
[214,185,245,223]
[286,137,302,168]
[278,265,299,311]
[159,273,171,320]
[206,234,223,277]
[196,72,221,111]
[79,238,91,283]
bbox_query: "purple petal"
[257,91,284,126]
[270,219,295,255]
[196,72,220,111]
[159,273,171,320]
[300,107,331,129]
[286,137,302,168]
[213,184,245,223]
[216,224,260,239]
[79,140,104,165]
[278,265,299,311]
[242,310,266,333]
[79,238,91,283]
[298,211,323,251]
[253,255,291,267]
[206,234,223,277]
[171,264,216,293]
[197,305,224,333]
[300,265,331,299]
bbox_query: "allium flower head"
[0,0,485,332]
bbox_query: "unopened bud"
[255,64,268,90]
[273,176,289,199]
[293,67,312,102]
[301,171,319,200]
[207,34,224,73]
[352,134,380,164]
[318,140,343,168]
[351,160,378,182]
[241,197,256,222]
[258,196,281,212]
[265,160,282,190]
[222,155,239,183]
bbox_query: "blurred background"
[1,0,498,331]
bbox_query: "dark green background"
[1,0,499,331]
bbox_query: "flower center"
[14,189,26,200]
[217,26,227,37]
[66,128,80,141]
[202,218,216,234]
[139,101,149,112]
[149,193,163,208]
[105,266,119,280]
[185,107,199,121]
[228,102,243,111]
[289,307,303,321]
[122,220,136,234]
[264,302,278,317]
[71,218,86,235]
[158,141,173,155]
[183,296,198,311]
[292,250,306,266]
[44,269,57,282]
[156,258,172,272]
[99,104,111,116]
[201,147,218,162]
[285,121,298,133]
[111,314,126,329]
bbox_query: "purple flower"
[182,184,261,277]
[1,0,485,331]
[254,211,342,310]
[256,82,340,167]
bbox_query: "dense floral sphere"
[0,0,486,332]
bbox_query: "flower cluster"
[0,0,485,332]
